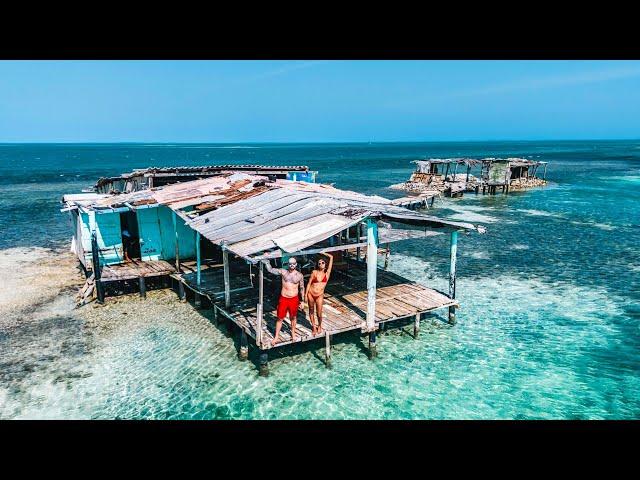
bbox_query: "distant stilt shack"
[63,172,486,374]
[390,157,548,198]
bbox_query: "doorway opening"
[120,211,141,261]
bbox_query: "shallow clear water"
[0,141,639,419]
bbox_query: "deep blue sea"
[0,141,638,419]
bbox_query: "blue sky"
[0,60,638,142]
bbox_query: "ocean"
[0,141,638,419]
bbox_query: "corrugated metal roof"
[62,173,484,258]
[186,179,481,260]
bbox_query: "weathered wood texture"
[100,259,176,282]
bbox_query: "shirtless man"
[262,257,305,345]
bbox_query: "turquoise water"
[0,141,639,419]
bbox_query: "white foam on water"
[466,251,490,260]
[445,204,502,224]
[570,220,618,231]
[517,209,561,218]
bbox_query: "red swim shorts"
[277,295,299,320]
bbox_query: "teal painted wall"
[137,207,164,261]
[162,207,197,259]
[78,210,124,266]
[75,206,198,265]
[136,206,197,261]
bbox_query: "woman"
[306,252,333,335]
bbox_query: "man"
[122,229,133,262]
[262,257,305,345]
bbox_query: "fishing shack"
[391,157,548,198]
[62,173,486,375]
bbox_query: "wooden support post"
[222,247,230,308]
[368,331,377,359]
[448,230,458,325]
[366,219,378,332]
[257,261,264,347]
[384,244,390,270]
[139,276,146,298]
[325,332,332,368]
[172,211,180,272]
[194,292,201,309]
[91,232,105,303]
[259,351,269,377]
[213,305,219,326]
[239,329,248,360]
[466,165,471,182]
[414,312,420,338]
[196,232,201,287]
[543,164,548,181]
[178,281,186,302]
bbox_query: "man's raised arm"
[261,259,281,276]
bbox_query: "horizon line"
[0,138,639,145]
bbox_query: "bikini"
[309,272,328,284]
[308,271,328,302]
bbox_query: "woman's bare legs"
[307,293,318,335]
[316,295,325,334]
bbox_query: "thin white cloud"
[246,60,330,82]
[447,64,640,98]
[384,63,640,108]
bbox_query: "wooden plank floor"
[180,265,253,299]
[213,264,457,349]
[101,259,176,282]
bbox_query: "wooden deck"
[100,259,176,282]
[178,261,254,300]
[205,263,457,350]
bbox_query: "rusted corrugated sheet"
[185,180,480,260]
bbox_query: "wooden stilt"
[384,244,390,270]
[239,329,248,360]
[178,281,186,302]
[257,262,264,347]
[172,211,180,272]
[196,232,201,287]
[414,312,420,338]
[259,351,269,377]
[213,305,219,326]
[325,332,332,369]
[91,232,105,303]
[139,276,146,298]
[223,247,231,308]
[448,230,458,325]
[368,331,377,359]
[365,219,378,332]
[194,292,202,309]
